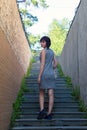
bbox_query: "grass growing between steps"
[10,58,36,127]
[65,76,72,87]
[10,76,29,127]
[72,87,87,113]
[26,57,36,77]
[57,63,87,116]
[57,64,72,87]
[57,64,64,77]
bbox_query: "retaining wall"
[59,0,87,106]
[0,0,31,129]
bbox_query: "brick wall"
[0,0,31,72]
[0,0,31,130]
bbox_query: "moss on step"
[57,64,87,115]
[57,64,64,77]
[10,58,35,127]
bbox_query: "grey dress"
[40,48,56,89]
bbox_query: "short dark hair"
[40,36,51,49]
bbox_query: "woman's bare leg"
[39,89,45,111]
[47,89,54,115]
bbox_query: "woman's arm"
[53,56,58,69]
[37,49,46,83]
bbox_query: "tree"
[19,0,48,28]
[20,8,38,27]
[18,0,48,46]
[48,18,69,55]
[28,34,40,45]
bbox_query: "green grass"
[65,76,72,87]
[10,76,29,127]
[71,87,80,100]
[57,64,64,77]
[57,64,72,87]
[72,87,87,113]
[79,99,87,112]
[57,63,87,114]
[26,57,36,77]
[10,58,35,127]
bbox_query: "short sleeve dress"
[39,48,56,89]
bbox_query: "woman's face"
[40,41,46,48]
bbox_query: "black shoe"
[37,109,46,120]
[45,113,53,120]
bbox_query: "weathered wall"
[59,0,87,106]
[0,0,31,130]
[0,0,31,72]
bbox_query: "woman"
[37,36,57,120]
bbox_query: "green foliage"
[20,8,27,15]
[71,87,80,100]
[59,18,70,31]
[10,58,35,127]
[71,86,87,113]
[28,34,40,45]
[20,8,38,27]
[57,63,87,115]
[57,64,72,88]
[57,64,64,77]
[19,0,48,28]
[39,0,48,8]
[10,76,28,127]
[79,99,87,112]
[25,57,36,77]
[18,0,48,46]
[26,0,48,8]
[23,19,33,26]
[31,0,38,6]
[31,57,36,63]
[48,18,69,55]
[57,64,87,114]
[65,76,72,87]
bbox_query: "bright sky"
[27,0,80,35]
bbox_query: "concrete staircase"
[10,58,87,130]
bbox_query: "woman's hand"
[37,76,41,84]
[53,56,58,69]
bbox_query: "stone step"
[14,118,87,126]
[20,106,79,112]
[30,69,57,72]
[26,77,66,80]
[21,103,79,108]
[26,79,66,82]
[26,80,67,84]
[21,101,79,109]
[22,101,79,106]
[26,82,72,89]
[26,85,72,89]
[22,92,74,101]
[11,126,87,130]
[19,112,86,119]
[22,97,76,102]
[22,97,75,102]
[22,100,79,105]
[26,76,66,80]
[27,82,67,86]
[23,93,73,97]
[30,69,58,72]
[23,91,73,95]
[23,92,73,96]
[23,94,73,98]
[27,88,73,92]
[25,88,73,92]
[10,60,87,130]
